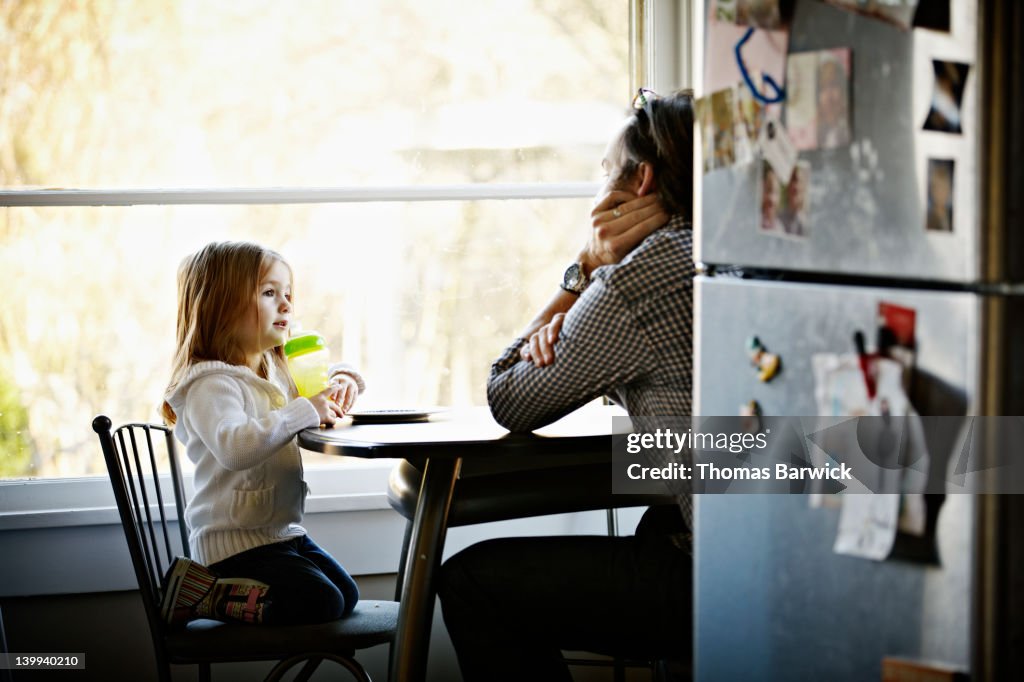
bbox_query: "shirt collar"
[663,214,692,232]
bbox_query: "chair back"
[92,416,189,642]
[93,415,398,682]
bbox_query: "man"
[438,90,696,682]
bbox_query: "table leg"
[389,456,462,682]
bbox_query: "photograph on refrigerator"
[923,59,971,133]
[785,48,853,151]
[925,158,955,232]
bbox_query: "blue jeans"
[438,505,691,682]
[209,535,359,625]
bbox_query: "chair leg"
[198,662,211,682]
[606,507,619,537]
[264,653,371,682]
[0,606,11,682]
[291,656,322,682]
[613,658,626,682]
[394,519,413,601]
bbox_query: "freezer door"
[699,0,979,282]
[693,276,977,680]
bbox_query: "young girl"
[159,241,363,627]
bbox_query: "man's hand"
[580,191,668,275]
[520,312,566,367]
[512,192,665,370]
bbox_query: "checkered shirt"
[487,214,695,533]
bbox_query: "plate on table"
[347,408,443,424]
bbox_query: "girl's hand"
[328,373,360,414]
[580,191,668,273]
[309,389,345,427]
[520,313,565,368]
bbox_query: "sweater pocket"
[229,486,275,528]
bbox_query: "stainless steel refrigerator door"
[693,276,978,680]
[698,0,979,282]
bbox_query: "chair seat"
[165,600,398,663]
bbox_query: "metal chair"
[388,457,684,681]
[0,604,12,682]
[93,415,397,682]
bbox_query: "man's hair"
[618,89,695,219]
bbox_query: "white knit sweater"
[166,359,363,565]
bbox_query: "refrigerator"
[691,0,1023,679]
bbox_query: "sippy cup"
[284,331,330,398]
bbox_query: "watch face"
[565,263,580,285]
[564,263,583,289]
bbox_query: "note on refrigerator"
[811,352,930,558]
[833,494,901,560]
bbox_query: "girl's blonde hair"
[161,241,296,425]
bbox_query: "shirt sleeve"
[184,374,320,471]
[487,280,656,432]
[328,362,367,393]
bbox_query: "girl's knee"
[338,579,359,617]
[268,577,347,623]
[307,581,347,622]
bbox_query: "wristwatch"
[561,262,589,295]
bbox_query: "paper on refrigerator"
[810,353,930,560]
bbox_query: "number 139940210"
[1,654,85,670]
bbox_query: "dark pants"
[438,506,692,682]
[210,534,359,625]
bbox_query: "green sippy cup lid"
[284,331,326,358]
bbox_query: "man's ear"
[635,161,656,197]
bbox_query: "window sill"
[0,459,398,532]
[0,491,392,531]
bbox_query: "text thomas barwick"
[626,461,853,481]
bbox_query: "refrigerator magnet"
[747,335,782,382]
[739,400,763,434]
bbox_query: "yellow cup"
[284,332,330,398]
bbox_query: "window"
[1,0,635,480]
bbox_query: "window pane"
[0,1,628,189]
[1,198,595,478]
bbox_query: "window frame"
[0,0,691,526]
[0,182,598,523]
[0,183,598,207]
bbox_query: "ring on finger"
[612,207,622,218]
